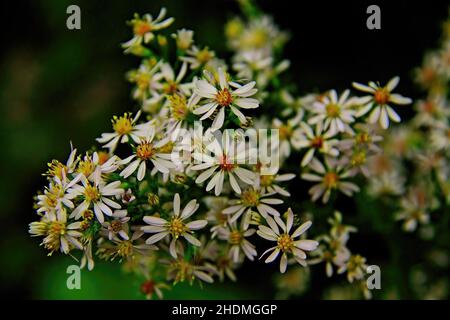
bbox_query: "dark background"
[0,0,448,299]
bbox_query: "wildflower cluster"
[28,2,423,299]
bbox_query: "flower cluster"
[28,2,428,300]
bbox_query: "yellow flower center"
[326,103,340,118]
[77,159,95,177]
[110,220,123,232]
[112,114,133,135]
[241,29,268,48]
[157,141,174,154]
[241,189,260,207]
[169,94,188,121]
[260,175,274,187]
[277,233,294,252]
[216,88,233,107]
[47,160,67,180]
[323,172,339,189]
[133,21,152,36]
[229,230,243,245]
[374,88,390,105]
[136,142,155,160]
[351,150,367,166]
[84,184,100,202]
[279,125,292,141]
[169,217,186,238]
[117,241,134,257]
[49,221,66,236]
[136,72,151,90]
[355,132,371,144]
[196,48,213,64]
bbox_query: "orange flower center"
[136,142,154,160]
[374,89,389,105]
[323,172,339,189]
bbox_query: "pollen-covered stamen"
[374,88,390,105]
[136,141,155,160]
[351,150,367,166]
[323,172,339,189]
[241,189,260,207]
[113,113,134,135]
[229,230,243,245]
[310,136,324,149]
[84,184,101,202]
[326,103,341,118]
[168,217,186,238]
[196,48,213,64]
[219,155,235,171]
[77,158,95,177]
[163,81,178,94]
[110,220,123,233]
[47,160,67,180]
[277,233,294,252]
[355,132,371,145]
[216,88,233,107]
[133,21,152,36]
[117,240,133,257]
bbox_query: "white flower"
[96,111,143,153]
[29,208,83,255]
[122,9,174,50]
[337,254,368,283]
[46,145,78,181]
[37,173,81,214]
[395,188,433,232]
[352,76,412,129]
[119,127,175,180]
[75,151,120,184]
[191,131,256,195]
[301,157,360,203]
[159,61,191,95]
[193,68,259,131]
[255,170,295,197]
[68,177,123,224]
[293,121,340,167]
[257,209,318,273]
[217,220,257,262]
[272,112,303,159]
[309,90,356,135]
[141,193,207,258]
[127,61,163,101]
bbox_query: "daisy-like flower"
[257,209,318,273]
[159,62,190,96]
[68,177,123,224]
[122,9,174,50]
[301,157,360,203]
[352,76,413,129]
[293,121,340,167]
[217,220,257,262]
[36,173,81,214]
[272,112,304,159]
[309,90,356,135]
[141,193,207,258]
[45,145,78,182]
[193,68,259,131]
[223,187,283,226]
[119,127,175,180]
[102,209,130,240]
[96,111,143,153]
[309,235,351,278]
[29,208,83,255]
[75,151,120,185]
[97,231,158,262]
[337,254,368,283]
[180,45,215,69]
[395,187,434,232]
[255,167,295,197]
[127,61,163,101]
[191,131,256,196]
